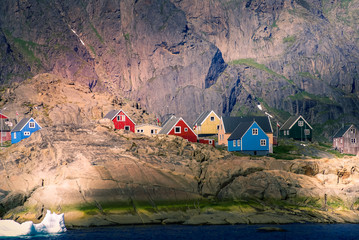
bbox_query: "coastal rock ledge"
[1,123,359,227]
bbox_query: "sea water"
[1,224,358,240]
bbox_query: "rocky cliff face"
[1,0,359,137]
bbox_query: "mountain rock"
[1,0,359,138]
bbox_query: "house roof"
[192,110,219,127]
[280,115,313,130]
[158,116,180,135]
[333,125,356,138]
[222,116,273,134]
[104,109,136,124]
[228,121,254,140]
[11,118,41,132]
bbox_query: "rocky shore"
[1,75,359,227]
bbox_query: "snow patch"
[0,210,67,237]
[71,29,85,46]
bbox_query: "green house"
[279,115,313,141]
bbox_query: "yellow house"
[136,124,162,137]
[218,116,274,153]
[193,110,221,136]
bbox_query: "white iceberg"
[0,210,67,237]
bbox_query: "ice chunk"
[0,210,66,236]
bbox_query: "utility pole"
[0,108,7,147]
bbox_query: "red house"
[158,116,197,142]
[0,114,12,143]
[104,110,136,133]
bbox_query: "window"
[340,139,343,144]
[209,140,213,144]
[137,130,141,133]
[351,138,356,144]
[217,125,220,130]
[283,131,286,136]
[298,121,304,127]
[24,131,31,136]
[304,129,310,135]
[287,130,289,135]
[29,122,35,128]
[1,132,6,137]
[184,128,188,132]
[252,128,258,135]
[233,141,236,147]
[210,116,215,121]
[351,128,356,134]
[151,129,154,134]
[124,126,130,131]
[260,139,266,146]
[117,115,125,121]
[141,129,144,133]
[237,140,240,146]
[13,133,16,139]
[175,127,181,133]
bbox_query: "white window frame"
[124,126,130,131]
[24,131,31,136]
[304,129,310,135]
[210,116,215,122]
[184,128,188,132]
[209,140,213,144]
[252,128,258,135]
[298,121,304,127]
[117,115,125,122]
[287,130,290,135]
[175,127,181,133]
[351,138,356,144]
[237,140,240,146]
[351,128,356,134]
[29,122,35,128]
[260,139,266,146]
[13,132,16,139]
[233,141,236,147]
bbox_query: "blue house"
[227,121,269,155]
[11,118,42,144]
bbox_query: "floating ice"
[0,210,67,237]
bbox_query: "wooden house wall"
[342,127,359,155]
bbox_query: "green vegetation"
[271,20,278,28]
[123,32,130,42]
[90,23,104,43]
[288,91,335,105]
[298,71,319,80]
[3,29,43,70]
[89,45,96,55]
[229,58,294,85]
[283,35,296,45]
[270,144,301,160]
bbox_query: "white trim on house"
[24,131,31,136]
[111,110,136,126]
[175,126,181,133]
[288,115,313,130]
[200,110,220,126]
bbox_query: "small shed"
[279,115,313,141]
[333,124,359,155]
[136,124,162,137]
[11,118,42,144]
[104,109,136,133]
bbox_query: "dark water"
[2,224,359,240]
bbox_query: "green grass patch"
[229,58,294,85]
[288,91,335,105]
[90,23,104,43]
[3,29,43,69]
[298,71,319,80]
[270,142,301,160]
[283,35,296,45]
